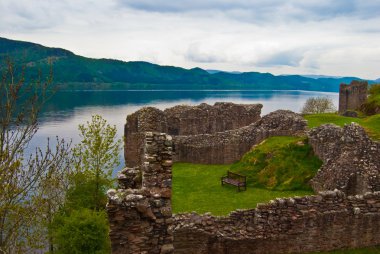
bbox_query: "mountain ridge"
[0,37,375,92]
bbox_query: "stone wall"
[338,80,368,114]
[107,132,174,254]
[124,103,262,166]
[173,110,307,164]
[164,103,262,135]
[308,123,380,195]
[173,190,380,254]
[124,103,306,166]
[109,127,380,254]
[124,107,168,167]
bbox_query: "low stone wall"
[308,123,380,195]
[173,110,307,164]
[124,102,262,166]
[173,191,380,254]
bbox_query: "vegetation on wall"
[361,84,380,116]
[230,136,322,191]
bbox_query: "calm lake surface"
[31,90,338,171]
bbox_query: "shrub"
[51,208,110,254]
[301,97,336,114]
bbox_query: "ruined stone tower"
[338,80,367,114]
[107,132,174,254]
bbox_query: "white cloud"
[0,0,379,79]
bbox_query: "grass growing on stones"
[230,136,322,191]
[172,163,313,216]
[304,113,380,140]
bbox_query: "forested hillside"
[0,37,373,91]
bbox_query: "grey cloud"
[0,0,66,32]
[185,43,226,63]
[116,0,380,22]
[256,49,305,67]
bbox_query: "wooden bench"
[221,171,247,191]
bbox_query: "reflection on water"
[31,90,338,173]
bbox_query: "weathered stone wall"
[124,107,168,167]
[173,190,380,254]
[173,110,307,164]
[107,132,174,254]
[308,123,380,195]
[339,80,368,114]
[164,103,262,135]
[109,127,380,254]
[124,103,262,166]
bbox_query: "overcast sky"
[1,0,380,79]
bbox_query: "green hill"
[0,37,373,91]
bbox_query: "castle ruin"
[338,80,368,114]
[124,103,306,166]
[108,102,380,254]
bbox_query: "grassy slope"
[172,163,313,216]
[229,136,322,191]
[304,113,380,140]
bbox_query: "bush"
[51,208,110,254]
[301,97,336,114]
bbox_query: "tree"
[72,115,122,210]
[301,97,336,114]
[50,115,121,253]
[0,59,73,253]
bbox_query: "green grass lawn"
[304,113,380,140]
[172,162,313,216]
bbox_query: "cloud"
[116,0,380,22]
[1,0,380,79]
[185,43,227,63]
[256,49,305,67]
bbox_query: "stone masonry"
[308,123,380,195]
[124,102,262,167]
[108,129,380,253]
[107,132,174,254]
[124,103,307,166]
[108,99,380,253]
[173,190,380,253]
[173,110,307,164]
[338,80,368,114]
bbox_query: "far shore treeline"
[0,37,377,92]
